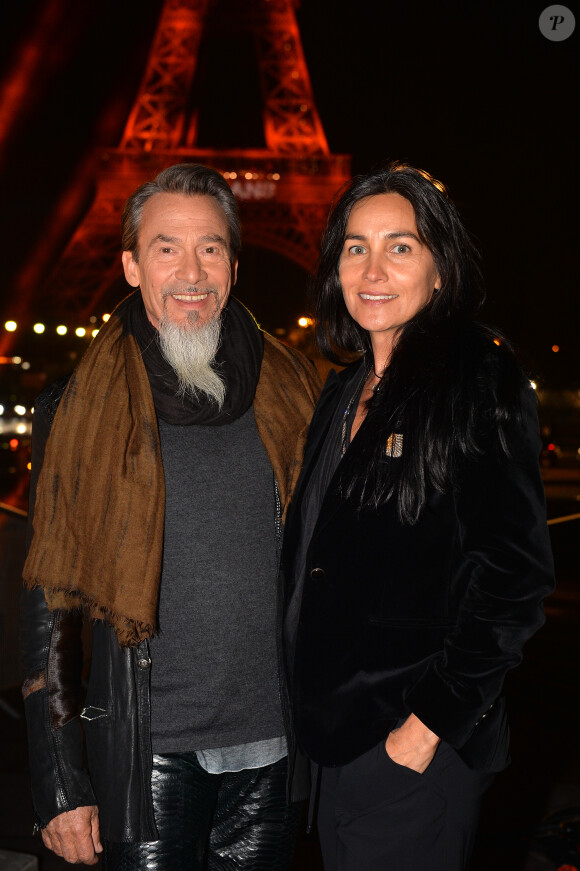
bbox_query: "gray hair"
[121,163,241,263]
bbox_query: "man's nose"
[175,251,207,283]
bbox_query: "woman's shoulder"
[450,321,526,395]
[451,323,537,443]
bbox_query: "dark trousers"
[102,752,301,871]
[316,740,494,871]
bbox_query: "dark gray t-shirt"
[150,406,283,753]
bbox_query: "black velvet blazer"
[282,347,555,771]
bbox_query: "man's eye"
[161,247,173,254]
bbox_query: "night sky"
[0,0,576,384]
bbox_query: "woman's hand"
[385,713,440,773]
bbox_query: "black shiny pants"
[102,753,301,871]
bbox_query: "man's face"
[122,192,238,330]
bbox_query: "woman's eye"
[349,245,366,255]
[393,244,410,254]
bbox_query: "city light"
[298,316,314,328]
[0,319,110,336]
[14,405,26,415]
[92,329,99,338]
[552,344,560,353]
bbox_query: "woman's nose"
[363,252,388,281]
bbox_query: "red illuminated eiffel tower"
[29,0,350,322]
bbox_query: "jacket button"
[137,657,151,670]
[310,567,325,579]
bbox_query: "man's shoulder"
[36,374,72,425]
[262,333,322,392]
[262,331,313,368]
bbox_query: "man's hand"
[385,713,440,774]
[41,805,102,865]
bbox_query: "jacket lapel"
[285,361,364,546]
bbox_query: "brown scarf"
[23,301,321,646]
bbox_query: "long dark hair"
[313,162,523,523]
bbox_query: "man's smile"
[170,292,210,302]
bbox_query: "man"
[20,163,321,869]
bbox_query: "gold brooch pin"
[385,433,403,458]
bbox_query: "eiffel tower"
[25,0,351,325]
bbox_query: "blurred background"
[0,1,578,869]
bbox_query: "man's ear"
[122,250,140,288]
[232,258,238,286]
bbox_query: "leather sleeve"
[404,381,555,747]
[20,381,96,827]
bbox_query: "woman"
[282,163,554,871]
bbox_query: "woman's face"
[339,193,440,361]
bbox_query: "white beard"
[158,305,225,409]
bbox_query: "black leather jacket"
[21,588,159,841]
[21,346,319,840]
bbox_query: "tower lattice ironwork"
[29,0,350,321]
